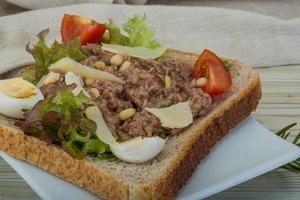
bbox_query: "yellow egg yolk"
[0,78,37,98]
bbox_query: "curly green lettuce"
[124,14,160,48]
[105,18,129,46]
[16,87,110,159]
[224,59,232,70]
[105,14,161,49]
[26,29,86,81]
[87,136,111,159]
[50,88,94,118]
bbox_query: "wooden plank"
[0,157,40,200]
[208,169,300,200]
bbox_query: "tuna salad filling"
[39,44,213,141]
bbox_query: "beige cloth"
[5,0,147,9]
[0,3,300,74]
[5,0,112,10]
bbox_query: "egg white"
[86,106,166,163]
[0,80,44,119]
[110,136,166,163]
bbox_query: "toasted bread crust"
[0,49,261,200]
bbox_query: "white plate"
[1,117,300,200]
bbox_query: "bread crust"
[0,49,261,200]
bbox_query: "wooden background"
[0,1,299,199]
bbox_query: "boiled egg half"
[85,106,166,163]
[110,136,166,163]
[0,78,44,119]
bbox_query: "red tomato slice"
[80,23,106,45]
[193,49,232,95]
[61,14,106,45]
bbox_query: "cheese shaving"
[145,101,193,129]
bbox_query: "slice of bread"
[0,49,261,200]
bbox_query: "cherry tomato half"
[193,49,232,95]
[61,14,106,45]
[80,23,106,45]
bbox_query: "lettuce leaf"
[26,29,86,81]
[51,88,94,118]
[50,39,86,63]
[124,15,160,49]
[224,59,232,70]
[105,15,161,49]
[87,138,111,159]
[105,18,129,46]
[36,86,94,118]
[26,29,51,81]
[16,87,111,159]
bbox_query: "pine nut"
[110,54,124,66]
[103,29,110,41]
[85,78,95,86]
[93,61,105,69]
[119,61,131,71]
[165,75,171,88]
[196,77,208,87]
[89,88,100,98]
[118,108,136,121]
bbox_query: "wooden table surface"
[0,1,300,200]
